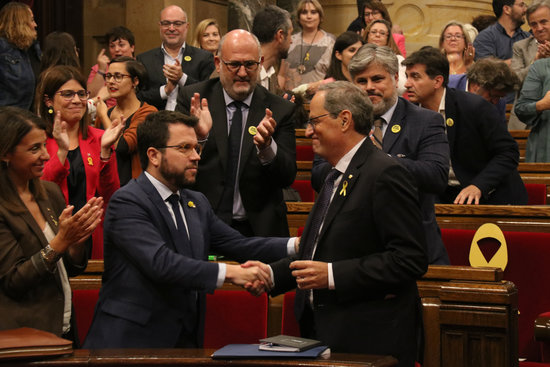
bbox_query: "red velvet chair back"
[72,289,100,344]
[525,183,547,205]
[296,145,314,161]
[291,180,316,202]
[442,228,550,361]
[281,291,300,336]
[204,290,268,348]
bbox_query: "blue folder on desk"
[211,344,329,359]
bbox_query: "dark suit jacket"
[136,45,214,110]
[83,173,289,348]
[0,181,87,336]
[176,78,297,237]
[272,140,428,366]
[312,97,450,264]
[445,88,527,204]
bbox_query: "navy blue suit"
[444,88,527,204]
[83,173,288,348]
[136,45,214,110]
[272,140,428,367]
[312,97,450,264]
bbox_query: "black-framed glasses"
[55,89,89,101]
[306,113,330,128]
[160,143,203,156]
[444,34,464,40]
[104,73,132,82]
[159,20,187,28]
[221,59,261,72]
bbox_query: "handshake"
[225,260,330,296]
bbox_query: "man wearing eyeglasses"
[176,29,296,238]
[84,110,296,348]
[136,5,214,111]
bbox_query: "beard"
[160,155,197,189]
[370,92,398,116]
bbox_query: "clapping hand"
[254,108,276,149]
[190,92,212,140]
[100,115,126,156]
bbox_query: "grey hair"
[527,0,550,20]
[217,31,262,57]
[318,81,373,135]
[348,44,398,79]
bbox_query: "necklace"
[449,60,464,75]
[298,29,319,74]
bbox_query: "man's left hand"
[290,260,328,290]
[163,59,183,83]
[454,184,482,205]
[254,108,276,149]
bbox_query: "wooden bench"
[511,129,529,163]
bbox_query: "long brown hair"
[35,65,90,139]
[0,106,47,213]
[0,2,36,49]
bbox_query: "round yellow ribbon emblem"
[248,126,257,136]
[446,118,454,127]
[391,124,401,133]
[184,56,192,62]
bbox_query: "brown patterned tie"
[372,118,384,149]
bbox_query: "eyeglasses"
[159,20,187,28]
[364,10,380,17]
[221,59,261,72]
[444,33,464,40]
[104,73,132,82]
[369,30,388,37]
[160,143,203,156]
[306,113,330,128]
[55,89,89,101]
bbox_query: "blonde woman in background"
[439,21,475,89]
[192,18,221,56]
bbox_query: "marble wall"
[82,0,499,77]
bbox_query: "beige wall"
[82,0,507,77]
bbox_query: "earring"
[47,107,54,115]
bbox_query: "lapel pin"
[446,118,454,127]
[184,56,192,62]
[391,124,401,133]
[348,174,353,179]
[87,154,93,166]
[248,126,257,136]
[187,201,196,208]
[339,181,348,196]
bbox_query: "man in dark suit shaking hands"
[245,82,428,366]
[137,5,214,110]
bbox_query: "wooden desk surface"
[13,349,397,367]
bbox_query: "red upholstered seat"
[442,228,550,363]
[296,145,314,161]
[281,291,300,337]
[72,289,100,344]
[525,183,547,205]
[291,180,315,202]
[204,290,268,348]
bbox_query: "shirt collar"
[260,65,276,80]
[379,98,399,124]
[222,88,254,107]
[145,171,178,201]
[161,42,186,57]
[334,137,367,175]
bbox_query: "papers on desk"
[259,335,323,352]
[211,344,330,359]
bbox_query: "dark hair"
[40,31,80,73]
[493,0,515,18]
[109,56,149,92]
[471,14,498,32]
[0,106,47,212]
[466,57,520,92]
[359,0,392,29]
[35,65,90,139]
[325,31,363,80]
[106,26,135,48]
[402,46,449,87]
[365,19,401,55]
[252,5,291,44]
[137,110,198,170]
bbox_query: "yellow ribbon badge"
[87,156,93,166]
[248,126,257,136]
[391,124,401,133]
[469,223,508,270]
[339,181,348,196]
[446,118,454,127]
[184,56,192,62]
[187,201,196,208]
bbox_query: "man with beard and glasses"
[176,30,296,237]
[84,110,296,348]
[311,44,450,265]
[252,5,293,95]
[474,0,530,65]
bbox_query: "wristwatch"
[40,244,61,264]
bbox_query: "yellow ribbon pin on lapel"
[187,201,196,208]
[339,181,348,196]
[184,56,192,62]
